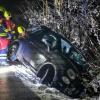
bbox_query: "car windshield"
[28,27,51,42]
[28,30,46,42]
[60,39,86,65]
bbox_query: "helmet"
[17,26,25,33]
[4,11,11,19]
[0,6,5,12]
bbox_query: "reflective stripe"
[0,54,7,56]
[12,31,15,34]
[4,29,9,32]
[0,33,7,37]
[0,56,7,59]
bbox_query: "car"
[8,26,98,98]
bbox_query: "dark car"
[8,26,98,98]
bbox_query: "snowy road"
[0,65,100,100]
[0,65,69,100]
[0,66,41,100]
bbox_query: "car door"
[22,32,47,69]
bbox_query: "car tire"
[50,56,85,98]
[37,63,56,85]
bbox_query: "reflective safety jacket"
[5,19,12,32]
[0,24,17,42]
[0,6,13,32]
[0,38,10,63]
[0,24,8,37]
[0,38,10,50]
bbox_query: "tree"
[17,0,100,66]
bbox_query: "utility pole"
[54,0,63,12]
[42,0,48,24]
[45,0,48,17]
[43,0,48,17]
[43,0,45,17]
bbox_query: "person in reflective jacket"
[4,11,13,32]
[0,6,16,33]
[17,26,26,38]
[0,13,10,65]
[4,10,17,41]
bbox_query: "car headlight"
[67,69,76,80]
[62,76,70,85]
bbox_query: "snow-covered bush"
[17,0,100,65]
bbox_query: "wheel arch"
[37,62,58,84]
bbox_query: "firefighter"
[0,13,10,65]
[4,10,17,42]
[17,26,26,38]
[0,7,17,65]
[4,10,14,32]
[0,37,10,65]
[0,6,16,38]
[0,6,15,31]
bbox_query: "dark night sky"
[0,0,20,8]
[0,0,25,13]
[0,0,53,12]
[0,0,28,25]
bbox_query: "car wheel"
[62,69,85,98]
[37,63,56,85]
[8,43,19,61]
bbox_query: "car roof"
[28,25,75,47]
[27,25,86,60]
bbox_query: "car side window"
[69,49,86,65]
[61,39,71,54]
[60,38,86,65]
[28,30,45,42]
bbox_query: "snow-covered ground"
[14,64,70,100]
[12,64,100,100]
[1,64,100,100]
